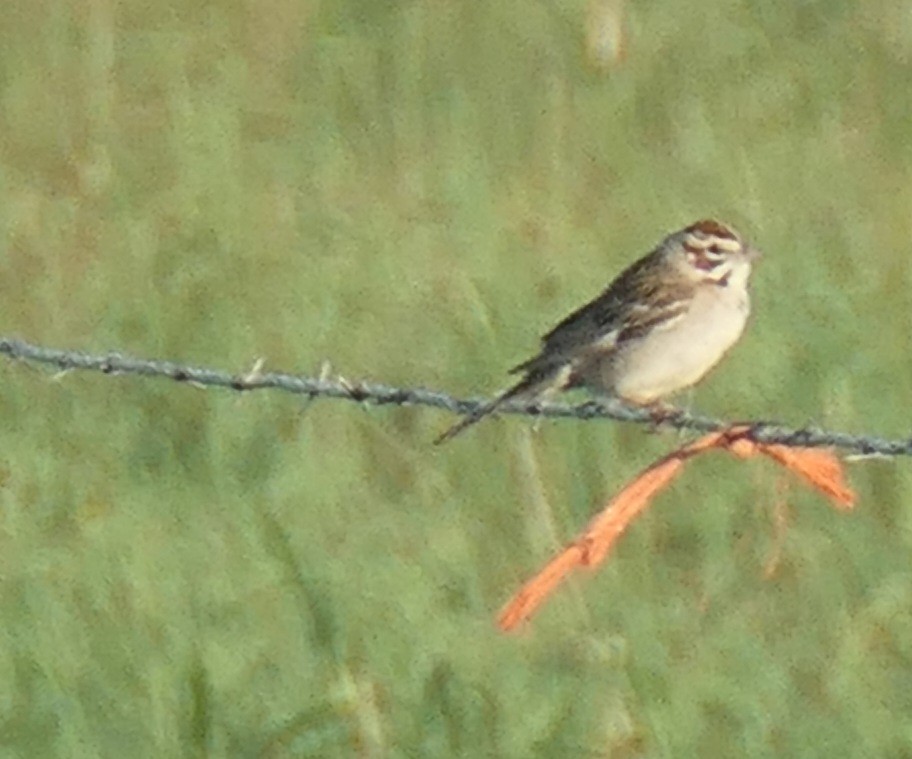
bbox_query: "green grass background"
[2,0,912,755]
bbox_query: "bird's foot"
[644,402,686,433]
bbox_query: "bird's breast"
[599,285,751,404]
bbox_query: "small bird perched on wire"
[434,219,761,444]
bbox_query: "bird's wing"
[511,255,690,377]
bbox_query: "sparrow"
[435,219,761,444]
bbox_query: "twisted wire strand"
[0,336,908,457]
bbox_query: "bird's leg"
[644,400,686,433]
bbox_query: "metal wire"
[1,336,908,456]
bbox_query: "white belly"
[599,287,749,404]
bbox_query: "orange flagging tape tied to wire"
[497,426,857,632]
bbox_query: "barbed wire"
[0,336,908,457]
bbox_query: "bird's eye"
[707,244,722,256]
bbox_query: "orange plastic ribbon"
[498,426,856,632]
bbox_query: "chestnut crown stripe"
[686,219,738,240]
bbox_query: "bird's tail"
[434,367,565,445]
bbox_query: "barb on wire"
[0,336,909,457]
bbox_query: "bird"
[434,219,761,444]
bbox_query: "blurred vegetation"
[2,0,912,755]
